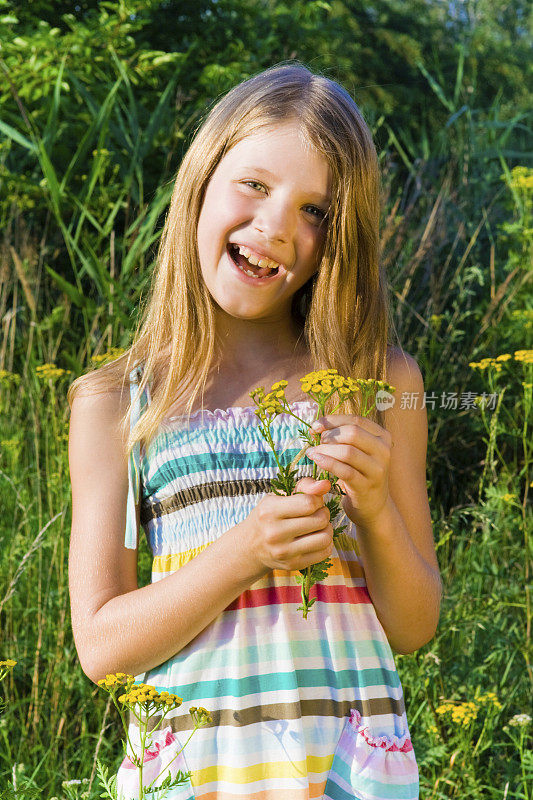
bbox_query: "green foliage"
[0,0,531,795]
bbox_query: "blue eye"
[306,206,327,219]
[242,182,329,223]
[243,180,265,192]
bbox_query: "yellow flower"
[0,370,21,386]
[495,354,512,361]
[97,672,135,693]
[91,347,126,366]
[35,363,72,381]
[435,702,455,715]
[477,691,503,710]
[514,350,533,363]
[189,705,213,726]
[116,682,183,711]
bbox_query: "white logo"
[375,389,395,411]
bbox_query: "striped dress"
[118,365,420,800]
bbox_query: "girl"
[68,62,442,800]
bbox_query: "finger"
[314,415,389,441]
[294,477,331,494]
[319,424,377,457]
[307,443,375,479]
[278,480,330,520]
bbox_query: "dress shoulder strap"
[124,362,151,550]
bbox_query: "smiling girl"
[68,62,441,799]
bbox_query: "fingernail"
[311,420,324,432]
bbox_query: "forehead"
[217,121,331,191]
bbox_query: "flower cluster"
[436,701,478,727]
[506,165,533,192]
[469,350,533,371]
[508,713,532,727]
[96,673,212,798]
[251,370,394,426]
[501,492,517,503]
[0,369,20,387]
[97,673,184,713]
[250,380,289,418]
[35,363,73,381]
[250,369,393,618]
[512,309,533,330]
[436,692,502,728]
[91,347,126,366]
[300,370,395,415]
[97,672,134,692]
[476,691,503,710]
[118,684,184,714]
[189,706,214,726]
[514,349,533,364]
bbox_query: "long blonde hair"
[67,61,398,459]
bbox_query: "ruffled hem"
[165,399,319,424]
[349,709,414,752]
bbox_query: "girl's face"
[196,120,332,328]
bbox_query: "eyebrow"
[240,166,331,204]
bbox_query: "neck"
[213,311,306,373]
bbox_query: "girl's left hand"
[306,415,392,529]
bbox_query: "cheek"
[301,228,325,271]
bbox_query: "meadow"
[0,2,532,797]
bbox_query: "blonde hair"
[67,61,399,460]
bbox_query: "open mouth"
[227,243,280,279]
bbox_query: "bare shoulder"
[385,345,424,391]
[383,345,427,452]
[69,374,130,439]
[68,372,132,533]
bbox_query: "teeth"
[237,261,267,278]
[237,245,280,271]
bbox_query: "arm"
[68,388,268,685]
[356,348,442,654]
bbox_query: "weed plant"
[0,32,531,799]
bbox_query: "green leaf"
[415,59,454,112]
[45,265,97,312]
[0,119,36,152]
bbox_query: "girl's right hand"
[245,477,333,573]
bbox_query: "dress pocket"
[116,725,196,800]
[323,709,419,800]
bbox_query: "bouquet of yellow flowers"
[97,673,212,799]
[250,369,395,618]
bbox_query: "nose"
[253,195,296,243]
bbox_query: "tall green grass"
[0,52,531,799]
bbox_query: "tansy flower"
[0,370,20,386]
[514,350,533,364]
[476,691,503,710]
[249,369,396,619]
[91,347,126,366]
[117,682,183,713]
[35,363,73,381]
